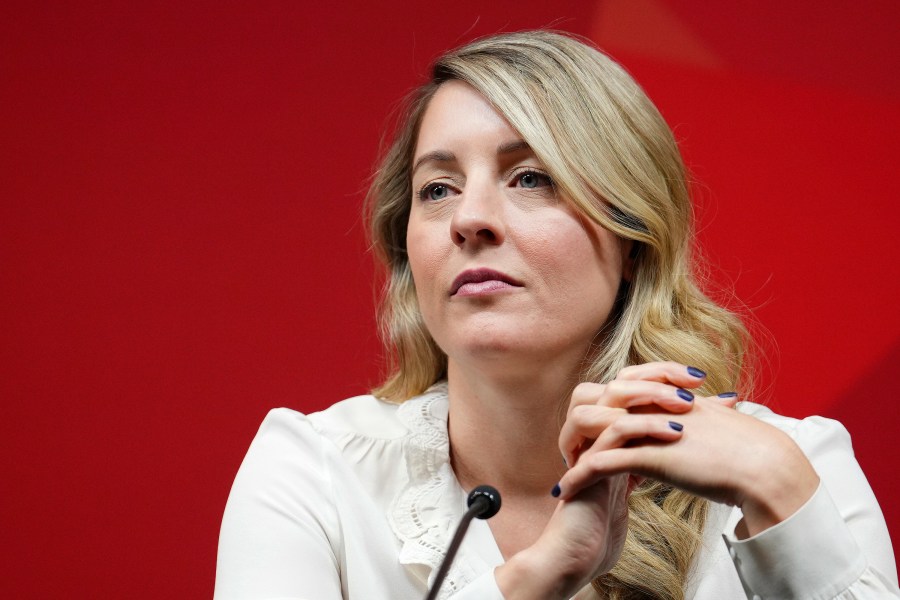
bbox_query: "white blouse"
[215,383,899,599]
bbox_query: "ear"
[621,239,637,282]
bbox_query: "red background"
[2,1,898,597]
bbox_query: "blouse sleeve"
[214,409,344,600]
[723,415,899,599]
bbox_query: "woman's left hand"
[556,363,820,538]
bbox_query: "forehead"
[414,80,522,158]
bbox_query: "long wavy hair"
[366,30,749,600]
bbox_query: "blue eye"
[516,171,553,189]
[420,183,451,201]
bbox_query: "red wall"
[2,1,897,597]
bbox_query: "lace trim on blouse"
[388,383,473,597]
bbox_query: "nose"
[449,180,506,248]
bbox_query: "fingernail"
[551,483,561,497]
[687,366,706,378]
[562,455,569,468]
[668,421,684,432]
[676,388,694,402]
[717,391,738,398]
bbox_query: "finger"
[556,446,658,501]
[588,414,685,454]
[558,418,683,500]
[566,382,607,419]
[560,381,694,466]
[561,405,685,465]
[712,391,739,408]
[601,379,697,411]
[615,361,708,389]
[560,404,623,467]
[569,380,696,413]
[557,417,684,500]
[563,383,608,464]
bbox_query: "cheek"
[583,234,623,286]
[406,223,447,298]
[521,217,623,290]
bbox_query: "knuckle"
[617,365,640,379]
[572,381,592,396]
[571,404,593,425]
[606,421,628,439]
[650,381,673,397]
[644,415,663,430]
[588,452,607,470]
[608,418,628,435]
[605,379,625,395]
[571,382,603,403]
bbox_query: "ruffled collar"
[388,382,490,596]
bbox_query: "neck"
[446,357,576,498]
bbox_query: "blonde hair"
[367,31,749,600]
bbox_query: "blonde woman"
[215,31,898,599]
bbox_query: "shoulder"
[231,384,450,506]
[250,382,450,470]
[305,394,409,441]
[294,382,449,443]
[254,391,423,446]
[233,395,412,487]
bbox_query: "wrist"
[495,545,581,600]
[736,435,819,538]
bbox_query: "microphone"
[424,485,502,600]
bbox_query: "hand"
[496,473,630,600]
[496,362,704,599]
[556,362,820,538]
[559,361,708,471]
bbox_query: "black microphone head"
[467,485,501,519]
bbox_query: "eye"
[418,182,454,202]
[515,170,553,190]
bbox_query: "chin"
[435,327,516,361]
[446,328,557,365]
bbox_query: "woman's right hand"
[494,472,631,600]
[495,362,709,599]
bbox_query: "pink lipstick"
[450,268,522,297]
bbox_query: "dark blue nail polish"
[676,388,694,402]
[668,421,684,432]
[551,483,561,497]
[687,366,706,378]
[717,391,738,398]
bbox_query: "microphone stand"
[424,485,501,600]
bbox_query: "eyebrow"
[411,140,533,176]
[412,150,455,176]
[497,140,531,155]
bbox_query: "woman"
[215,31,898,599]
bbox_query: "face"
[407,81,627,375]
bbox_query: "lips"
[450,268,523,296]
